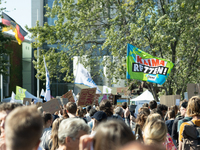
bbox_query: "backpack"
[182,121,200,150]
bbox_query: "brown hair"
[167,110,175,119]
[50,118,64,150]
[170,105,178,116]
[5,105,43,150]
[66,102,77,114]
[0,102,22,112]
[99,100,113,117]
[93,120,135,150]
[62,109,69,119]
[136,111,149,130]
[138,107,150,115]
[187,96,200,117]
[76,106,84,117]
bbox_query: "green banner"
[126,44,174,85]
[15,86,26,100]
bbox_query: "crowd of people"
[0,95,199,150]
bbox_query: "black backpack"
[182,121,200,150]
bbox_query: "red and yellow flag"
[2,12,27,45]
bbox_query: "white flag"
[103,86,112,94]
[43,56,51,101]
[10,91,16,103]
[75,63,102,94]
[40,89,45,97]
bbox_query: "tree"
[27,0,200,99]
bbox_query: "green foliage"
[27,0,200,97]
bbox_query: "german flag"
[2,12,27,45]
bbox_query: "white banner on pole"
[43,56,51,101]
[103,86,112,94]
[75,63,101,94]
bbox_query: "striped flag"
[2,12,27,45]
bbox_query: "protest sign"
[23,98,32,105]
[61,90,75,102]
[57,98,68,106]
[15,86,26,100]
[78,88,96,106]
[187,83,200,100]
[126,44,174,85]
[117,99,129,106]
[95,94,114,105]
[160,95,181,107]
[117,87,129,95]
[42,98,60,114]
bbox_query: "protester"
[149,100,157,111]
[138,107,150,115]
[5,105,43,150]
[122,102,128,110]
[62,108,69,119]
[171,105,178,117]
[79,120,135,150]
[57,118,90,150]
[48,118,64,150]
[171,101,187,146]
[99,99,113,119]
[66,102,77,118]
[76,106,87,123]
[165,110,175,136]
[87,108,97,130]
[143,120,167,149]
[91,111,107,133]
[85,105,92,122]
[135,110,149,142]
[40,112,53,149]
[0,103,22,150]
[113,107,124,121]
[142,103,149,108]
[157,104,168,119]
[179,96,200,150]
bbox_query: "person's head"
[114,107,124,117]
[76,106,84,118]
[0,102,21,137]
[145,113,162,126]
[43,112,53,128]
[138,107,150,115]
[157,104,168,118]
[58,118,90,150]
[99,100,113,117]
[122,102,128,109]
[62,109,69,119]
[167,110,175,119]
[91,111,107,131]
[86,105,92,113]
[180,101,188,116]
[136,111,149,130]
[187,96,200,117]
[93,120,135,150]
[143,120,167,147]
[89,108,97,117]
[142,103,149,108]
[66,102,77,114]
[5,105,43,150]
[170,105,178,116]
[149,100,157,110]
[51,118,64,150]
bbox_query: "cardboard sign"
[117,87,129,96]
[57,98,68,106]
[187,83,200,100]
[61,90,75,102]
[78,88,96,106]
[23,98,32,105]
[42,98,60,114]
[160,95,181,107]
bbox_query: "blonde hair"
[143,113,162,130]
[143,120,167,145]
[187,96,200,117]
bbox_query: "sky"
[1,0,32,40]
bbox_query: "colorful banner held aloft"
[2,12,27,45]
[126,44,174,85]
[15,86,26,100]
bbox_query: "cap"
[91,111,107,122]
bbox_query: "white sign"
[176,99,180,106]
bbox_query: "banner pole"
[37,9,40,98]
